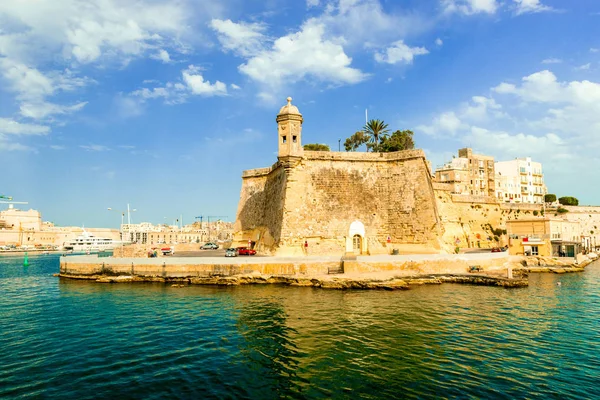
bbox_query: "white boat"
[62,230,127,253]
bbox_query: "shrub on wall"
[558,196,579,206]
[557,207,569,214]
[304,143,330,151]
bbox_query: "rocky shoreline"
[55,252,598,291]
[57,272,528,290]
[508,253,599,274]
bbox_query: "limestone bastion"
[232,97,444,256]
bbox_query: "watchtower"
[276,97,303,159]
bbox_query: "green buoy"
[23,252,29,267]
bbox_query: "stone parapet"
[303,149,425,162]
[432,182,454,192]
[242,162,280,178]
[451,194,499,204]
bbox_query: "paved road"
[171,250,266,258]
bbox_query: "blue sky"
[1,0,600,228]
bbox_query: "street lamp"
[108,204,137,243]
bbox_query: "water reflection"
[1,257,600,399]
[235,295,306,399]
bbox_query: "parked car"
[236,247,256,256]
[201,242,219,250]
[225,248,238,257]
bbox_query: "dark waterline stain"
[1,255,599,399]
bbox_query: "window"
[531,246,539,256]
[292,136,297,143]
[282,136,287,143]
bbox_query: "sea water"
[1,254,599,399]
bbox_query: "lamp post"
[338,138,341,152]
[108,204,137,245]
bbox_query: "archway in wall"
[348,220,366,255]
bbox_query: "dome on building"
[278,97,301,116]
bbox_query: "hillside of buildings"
[433,148,599,255]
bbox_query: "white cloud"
[374,40,429,64]
[19,101,88,120]
[513,0,554,15]
[0,139,35,152]
[465,126,565,157]
[80,144,110,151]
[436,38,444,46]
[182,65,228,96]
[418,111,463,136]
[129,65,228,108]
[238,19,367,93]
[307,0,320,7]
[152,49,172,63]
[591,48,599,53]
[493,69,600,105]
[493,70,562,102]
[419,96,503,136]
[542,58,562,64]
[230,83,241,90]
[575,63,591,71]
[442,0,499,15]
[0,0,191,64]
[210,19,267,57]
[50,145,66,150]
[319,0,431,47]
[0,118,50,135]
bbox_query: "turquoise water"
[1,255,599,399]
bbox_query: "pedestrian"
[304,240,308,255]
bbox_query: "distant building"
[506,219,581,257]
[495,173,523,203]
[0,205,42,231]
[495,157,547,204]
[435,148,495,197]
[0,204,119,248]
[121,221,233,245]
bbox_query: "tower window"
[282,136,287,143]
[293,136,297,143]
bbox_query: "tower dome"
[278,97,301,117]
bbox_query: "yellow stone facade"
[233,98,443,256]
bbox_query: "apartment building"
[506,219,581,257]
[435,148,495,197]
[495,157,547,204]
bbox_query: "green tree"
[344,131,369,151]
[558,196,579,206]
[303,143,330,151]
[376,130,416,152]
[362,119,389,149]
[544,194,557,203]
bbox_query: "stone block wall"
[233,163,287,252]
[234,149,442,256]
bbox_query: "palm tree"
[362,119,389,150]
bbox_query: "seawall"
[58,253,529,289]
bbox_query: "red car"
[236,247,256,256]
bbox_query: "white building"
[495,157,547,204]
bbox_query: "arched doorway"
[347,220,366,255]
[352,234,362,254]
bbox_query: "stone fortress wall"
[233,98,443,256]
